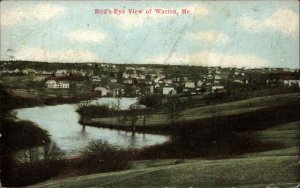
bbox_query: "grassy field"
[244,121,299,157]
[34,155,298,187]
[90,93,300,126]
[34,121,299,187]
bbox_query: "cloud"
[144,52,270,68]
[13,48,100,63]
[240,8,299,36]
[66,30,106,43]
[192,31,230,44]
[1,4,64,26]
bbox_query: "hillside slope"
[35,121,299,187]
[91,93,300,126]
[34,155,299,187]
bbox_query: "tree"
[77,99,94,124]
[80,140,131,172]
[121,109,140,131]
[43,142,65,161]
[141,109,152,126]
[139,94,162,108]
[166,97,187,124]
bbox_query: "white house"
[138,74,146,80]
[214,80,220,84]
[23,69,36,75]
[163,87,176,95]
[110,78,118,83]
[197,81,203,87]
[207,74,213,79]
[284,80,300,88]
[42,71,53,75]
[212,85,225,92]
[145,80,153,85]
[56,81,69,88]
[233,79,244,84]
[164,79,173,85]
[123,79,133,84]
[122,72,130,79]
[214,75,222,80]
[185,81,195,88]
[55,70,68,77]
[92,76,101,82]
[94,87,108,96]
[46,80,69,88]
[149,86,154,94]
[46,80,57,88]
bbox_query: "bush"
[14,159,65,186]
[139,94,163,108]
[1,150,66,187]
[1,118,51,152]
[76,104,115,120]
[79,140,131,173]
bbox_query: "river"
[14,97,169,157]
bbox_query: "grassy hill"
[90,93,300,126]
[34,156,298,187]
[34,121,299,187]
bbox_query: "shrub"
[139,94,163,108]
[14,159,66,186]
[79,140,131,173]
[1,118,51,152]
[76,104,115,121]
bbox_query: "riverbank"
[81,94,300,159]
[33,121,300,187]
[83,93,300,133]
[0,84,99,114]
[2,84,299,186]
[1,85,98,186]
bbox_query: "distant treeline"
[0,84,95,113]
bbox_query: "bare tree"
[141,109,152,126]
[121,109,140,131]
[77,98,94,124]
[166,97,187,124]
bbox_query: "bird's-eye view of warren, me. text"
[0,1,299,187]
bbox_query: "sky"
[0,1,299,68]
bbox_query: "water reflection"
[14,98,169,157]
[93,97,138,110]
[130,131,136,148]
[80,125,87,138]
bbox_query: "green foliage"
[79,140,131,173]
[12,159,65,187]
[139,94,163,108]
[120,109,141,128]
[1,118,51,152]
[165,97,188,124]
[34,156,299,187]
[0,116,65,186]
[43,143,65,161]
[76,103,116,122]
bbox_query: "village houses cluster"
[1,62,299,97]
